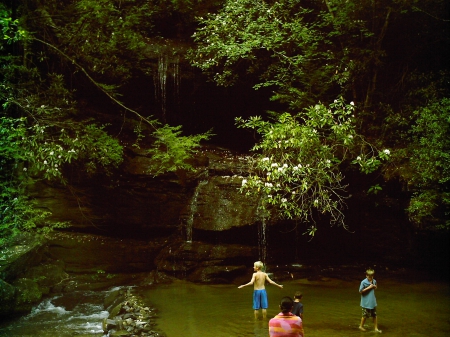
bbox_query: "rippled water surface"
[139,277,450,337]
[0,289,110,337]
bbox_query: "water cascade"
[154,54,168,118]
[185,180,208,243]
[153,53,180,119]
[258,216,267,264]
[172,55,180,104]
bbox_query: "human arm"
[359,280,376,294]
[265,274,283,288]
[238,273,256,288]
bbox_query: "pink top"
[269,312,304,337]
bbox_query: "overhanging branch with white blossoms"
[236,98,390,236]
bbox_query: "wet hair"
[254,261,264,270]
[280,296,294,313]
[366,268,375,276]
[294,291,303,300]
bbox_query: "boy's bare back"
[237,261,283,290]
[253,271,268,290]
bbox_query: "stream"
[1,276,449,337]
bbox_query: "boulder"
[12,278,43,313]
[180,175,261,232]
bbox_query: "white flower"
[383,149,390,155]
[283,163,288,168]
[54,164,58,167]
[292,191,296,195]
[281,198,287,203]
[50,151,54,156]
[271,163,278,167]
[357,156,361,161]
[267,195,272,198]
[241,179,247,186]
[43,160,47,165]
[278,167,283,172]
[350,101,355,106]
[23,167,27,171]
[262,157,270,161]
[293,166,298,171]
[41,105,45,108]
[314,199,319,204]
[348,135,353,138]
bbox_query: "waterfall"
[186,180,208,243]
[153,53,180,119]
[258,216,267,264]
[155,54,168,118]
[173,55,180,104]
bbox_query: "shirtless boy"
[238,261,283,318]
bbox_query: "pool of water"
[1,277,449,337]
[138,277,450,337]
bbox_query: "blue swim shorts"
[253,289,268,309]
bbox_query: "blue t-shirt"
[359,278,377,309]
[292,302,303,316]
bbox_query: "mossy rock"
[12,278,43,312]
[0,279,16,316]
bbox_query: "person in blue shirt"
[291,291,303,320]
[358,268,381,333]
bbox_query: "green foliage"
[237,98,389,232]
[189,0,326,107]
[0,4,27,44]
[146,125,212,176]
[403,98,450,228]
[1,1,215,245]
[188,0,412,109]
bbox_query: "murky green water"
[139,278,450,337]
[1,276,448,336]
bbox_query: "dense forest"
[1,0,449,244]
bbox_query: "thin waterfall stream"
[185,179,208,243]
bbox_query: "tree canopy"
[0,0,213,244]
[0,0,448,244]
[189,0,450,231]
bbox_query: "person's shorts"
[253,289,268,309]
[361,307,377,318]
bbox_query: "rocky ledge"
[103,288,162,337]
